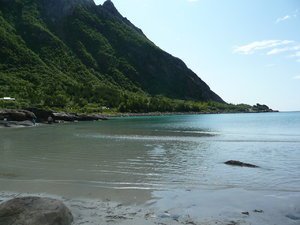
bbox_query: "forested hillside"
[1,0,265,113]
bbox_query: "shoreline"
[1,188,298,225]
[0,191,239,225]
[103,110,279,118]
[0,109,279,127]
[0,191,266,225]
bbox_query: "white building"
[0,97,15,101]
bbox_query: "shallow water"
[0,112,300,224]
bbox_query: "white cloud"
[233,40,294,55]
[276,10,298,23]
[234,40,300,63]
[276,15,291,23]
[266,48,286,55]
[267,45,300,55]
[290,51,300,57]
[292,75,300,79]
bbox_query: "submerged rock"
[253,209,264,213]
[0,196,73,225]
[224,160,259,168]
[286,214,300,221]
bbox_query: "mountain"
[0,0,224,111]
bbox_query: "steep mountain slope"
[0,0,224,110]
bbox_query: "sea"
[0,112,299,224]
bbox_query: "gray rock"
[25,107,54,122]
[24,108,108,122]
[0,196,73,225]
[0,109,36,121]
[53,112,108,122]
[53,112,77,122]
[76,113,108,121]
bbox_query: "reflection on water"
[1,113,300,195]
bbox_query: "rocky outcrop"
[25,107,54,122]
[0,196,73,225]
[102,0,123,18]
[23,108,108,122]
[224,160,259,168]
[42,0,95,20]
[0,109,36,121]
[76,113,108,121]
[53,112,108,121]
[101,0,145,36]
[52,112,78,122]
[0,108,108,125]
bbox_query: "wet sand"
[0,192,247,225]
[1,189,299,225]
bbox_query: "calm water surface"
[1,112,300,224]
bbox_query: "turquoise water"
[0,112,300,224]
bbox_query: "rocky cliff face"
[0,0,225,108]
[42,0,95,19]
[101,0,145,36]
[102,0,122,18]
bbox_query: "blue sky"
[95,0,299,111]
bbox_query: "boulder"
[25,107,54,122]
[24,108,108,122]
[76,113,108,121]
[0,196,73,225]
[53,112,108,121]
[0,109,36,121]
[52,112,77,122]
[224,160,259,168]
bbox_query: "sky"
[95,0,299,111]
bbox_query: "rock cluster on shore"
[0,108,108,127]
[0,109,36,121]
[25,108,108,122]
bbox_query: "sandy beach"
[2,187,299,225]
[0,191,250,225]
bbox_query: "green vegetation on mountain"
[0,0,272,113]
